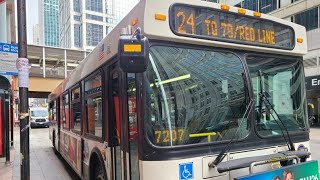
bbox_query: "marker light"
[155,13,167,21]
[221,4,230,11]
[131,18,138,26]
[124,44,142,53]
[254,11,262,17]
[238,8,246,15]
[297,38,304,43]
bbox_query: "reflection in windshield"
[145,46,249,147]
[246,55,307,137]
[31,110,49,117]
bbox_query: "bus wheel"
[91,157,105,180]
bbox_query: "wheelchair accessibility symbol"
[179,162,194,180]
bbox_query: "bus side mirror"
[118,35,149,73]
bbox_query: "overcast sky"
[26,0,39,44]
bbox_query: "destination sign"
[170,5,295,49]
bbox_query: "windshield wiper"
[209,100,253,167]
[257,70,295,151]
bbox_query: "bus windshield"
[145,45,250,147]
[246,55,307,137]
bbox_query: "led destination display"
[170,4,295,49]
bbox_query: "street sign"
[0,43,18,76]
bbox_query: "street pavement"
[0,127,79,180]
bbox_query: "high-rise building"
[59,0,139,51]
[113,0,139,24]
[33,24,40,45]
[39,0,60,47]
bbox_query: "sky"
[26,0,39,44]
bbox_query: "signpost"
[17,0,30,179]
[0,43,18,76]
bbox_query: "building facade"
[33,24,40,45]
[39,0,60,47]
[59,0,139,51]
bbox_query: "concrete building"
[33,24,40,45]
[39,0,60,47]
[59,0,139,51]
[0,0,15,44]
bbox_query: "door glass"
[127,73,139,179]
[112,71,121,180]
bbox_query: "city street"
[11,128,79,180]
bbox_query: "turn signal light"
[131,18,138,26]
[155,13,167,21]
[297,38,304,43]
[221,4,230,11]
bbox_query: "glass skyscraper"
[39,0,60,47]
[59,0,139,50]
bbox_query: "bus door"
[56,98,61,151]
[110,68,124,180]
[109,66,140,180]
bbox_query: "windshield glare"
[31,110,49,117]
[246,55,307,137]
[145,46,249,147]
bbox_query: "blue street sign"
[0,71,18,76]
[0,43,18,53]
[179,162,194,180]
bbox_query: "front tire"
[91,158,105,180]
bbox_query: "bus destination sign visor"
[170,4,295,49]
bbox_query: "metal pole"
[64,49,67,78]
[43,47,46,78]
[17,0,30,179]
[4,90,10,165]
[10,91,14,147]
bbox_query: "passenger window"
[62,94,70,130]
[85,73,103,138]
[71,86,81,133]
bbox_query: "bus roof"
[49,0,307,101]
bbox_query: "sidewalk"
[0,147,15,180]
[0,127,74,180]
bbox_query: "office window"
[74,24,82,48]
[295,7,319,31]
[242,0,278,13]
[62,94,70,129]
[74,15,81,21]
[259,0,278,13]
[73,0,81,13]
[86,23,103,46]
[85,73,102,138]
[86,14,103,22]
[86,0,103,13]
[71,87,81,132]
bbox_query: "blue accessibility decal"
[0,43,18,53]
[179,162,194,180]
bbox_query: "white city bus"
[48,0,313,179]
